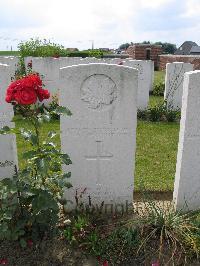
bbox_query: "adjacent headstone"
[60,63,138,211]
[0,56,19,78]
[25,57,90,103]
[124,60,152,109]
[173,70,200,210]
[164,62,193,110]
[25,57,61,103]
[150,60,154,93]
[0,64,18,179]
[27,57,152,110]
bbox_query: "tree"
[142,41,151,44]
[118,43,130,50]
[154,42,177,54]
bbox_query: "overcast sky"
[0,0,199,50]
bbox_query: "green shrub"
[0,82,72,245]
[68,51,89,57]
[18,38,68,58]
[137,101,180,122]
[88,49,103,58]
[153,81,165,96]
[148,104,165,122]
[63,200,200,265]
[137,109,149,120]
[164,108,179,122]
[135,201,200,264]
[68,49,103,58]
[64,214,140,265]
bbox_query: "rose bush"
[0,74,72,246]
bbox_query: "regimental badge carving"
[81,74,117,110]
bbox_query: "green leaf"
[20,129,38,145]
[20,128,31,138]
[63,172,71,178]
[30,134,38,145]
[36,158,48,173]
[42,114,51,122]
[55,106,72,116]
[60,154,72,165]
[23,150,38,159]
[0,126,11,134]
[48,131,57,139]
[20,238,27,248]
[64,182,73,189]
[32,190,59,212]
[51,162,61,172]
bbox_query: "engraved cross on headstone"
[85,141,113,186]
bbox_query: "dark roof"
[175,41,198,55]
[190,46,200,54]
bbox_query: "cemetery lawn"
[14,116,60,168]
[0,51,20,56]
[154,70,165,84]
[15,116,179,193]
[149,95,163,106]
[135,121,179,192]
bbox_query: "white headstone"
[124,60,152,109]
[60,63,138,211]
[0,56,19,78]
[26,57,90,103]
[164,62,193,110]
[174,70,200,210]
[150,60,154,92]
[26,57,60,103]
[0,64,18,179]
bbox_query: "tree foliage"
[118,43,131,50]
[119,41,177,54]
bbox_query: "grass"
[135,121,179,192]
[14,101,180,193]
[149,95,164,107]
[154,70,165,84]
[0,51,19,56]
[14,117,60,169]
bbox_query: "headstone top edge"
[60,63,138,72]
[185,70,200,76]
[0,63,9,67]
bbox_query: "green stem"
[15,165,23,216]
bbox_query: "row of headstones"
[24,56,154,110]
[0,56,199,211]
[0,56,194,111]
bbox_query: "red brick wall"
[127,45,162,68]
[159,55,200,70]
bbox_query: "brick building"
[159,55,200,70]
[159,41,200,70]
[126,44,162,69]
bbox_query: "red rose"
[37,88,50,102]
[102,260,109,266]
[152,262,160,266]
[28,74,42,87]
[0,258,8,265]
[5,74,49,105]
[15,88,37,105]
[5,80,19,103]
[27,239,33,247]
